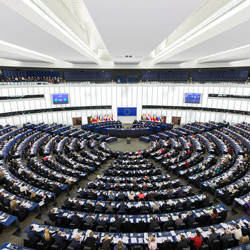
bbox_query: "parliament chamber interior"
[0,0,249,250]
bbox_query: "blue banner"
[117,107,137,116]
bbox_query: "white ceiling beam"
[0,0,103,64]
[0,39,75,68]
[146,0,250,65]
[0,58,24,67]
[179,57,250,68]
[0,60,248,69]
[161,0,230,51]
[197,44,250,63]
[0,57,75,68]
[0,40,57,63]
[27,0,102,63]
[230,58,250,66]
[70,0,112,62]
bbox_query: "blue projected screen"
[185,93,201,104]
[52,93,69,104]
[117,107,137,116]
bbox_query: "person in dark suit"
[17,202,28,219]
[95,201,104,213]
[160,201,168,212]
[27,226,41,245]
[141,201,150,213]
[241,221,250,237]
[185,212,195,227]
[78,188,87,198]
[175,214,184,228]
[118,201,127,213]
[147,191,155,201]
[69,235,82,249]
[105,182,111,190]
[54,231,68,249]
[177,234,190,249]
[97,216,107,230]
[208,228,218,244]
[97,192,105,201]
[177,188,184,198]
[71,211,81,226]
[185,199,192,209]
[175,200,183,211]
[112,215,124,232]
[163,215,174,230]
[202,194,210,207]
[85,231,99,250]
[87,190,96,200]
[85,213,95,227]
[106,201,115,213]
[85,200,94,212]
[117,192,126,201]
[221,229,234,248]
[149,216,160,232]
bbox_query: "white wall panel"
[147,86,153,105]
[165,85,172,106]
[106,86,112,106]
[0,83,249,125]
[151,86,157,105]
[96,86,102,106]
[115,86,121,107]
[84,86,90,106]
[120,86,128,107]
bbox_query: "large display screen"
[185,93,201,104]
[52,93,69,104]
[117,107,137,116]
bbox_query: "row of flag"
[90,114,113,123]
[90,114,163,123]
[140,113,164,122]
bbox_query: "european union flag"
[117,107,137,116]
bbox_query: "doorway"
[172,116,181,125]
[72,117,82,126]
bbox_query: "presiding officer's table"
[83,123,173,138]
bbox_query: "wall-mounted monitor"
[52,93,69,104]
[185,93,201,104]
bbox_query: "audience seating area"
[1,69,248,83]
[1,69,62,83]
[0,121,248,249]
